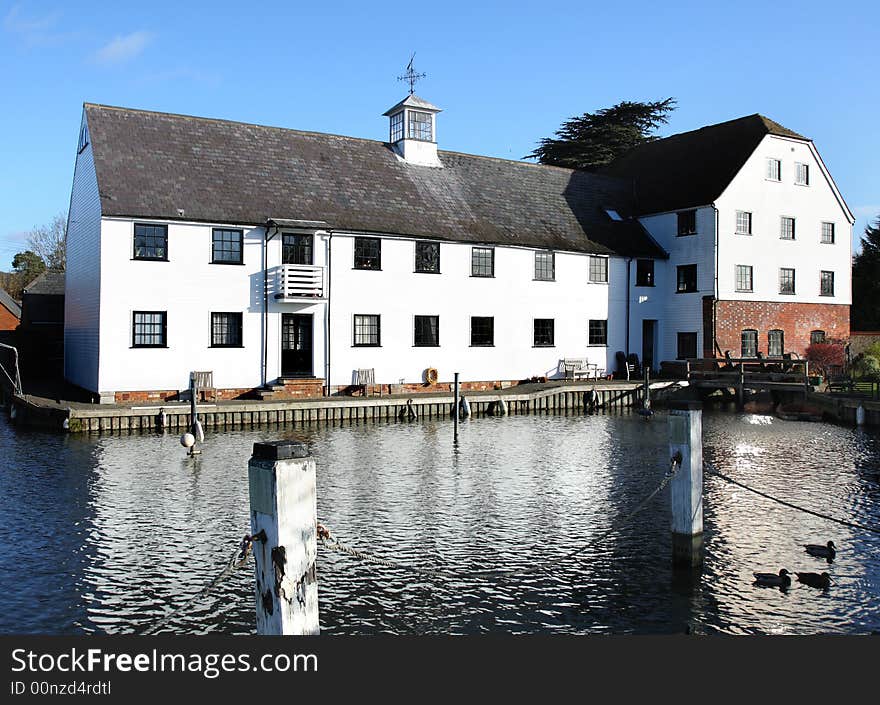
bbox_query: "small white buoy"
[194,420,205,443]
[856,404,866,427]
[62,417,69,430]
[459,396,470,418]
[158,408,167,430]
[180,432,195,448]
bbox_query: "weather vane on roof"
[397,53,426,95]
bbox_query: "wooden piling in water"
[248,440,319,635]
[668,401,704,568]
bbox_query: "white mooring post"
[668,400,704,568]
[248,440,319,635]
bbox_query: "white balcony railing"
[275,264,326,301]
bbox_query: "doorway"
[642,319,657,373]
[281,313,313,377]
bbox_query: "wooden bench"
[826,375,854,393]
[560,358,605,380]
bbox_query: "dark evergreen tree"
[852,216,880,331]
[526,98,676,170]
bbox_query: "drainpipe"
[324,231,333,397]
[625,257,632,355]
[712,204,720,357]
[263,223,280,387]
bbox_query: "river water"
[1,408,878,635]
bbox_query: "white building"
[64,97,851,403]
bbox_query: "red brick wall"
[714,300,849,357]
[0,304,19,331]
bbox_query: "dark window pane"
[132,311,166,347]
[134,224,168,260]
[390,111,404,142]
[677,210,697,236]
[741,329,758,358]
[354,237,381,270]
[282,233,313,265]
[470,317,494,346]
[588,319,607,346]
[212,228,243,264]
[415,241,440,273]
[533,319,554,346]
[677,332,697,360]
[353,314,380,346]
[779,268,795,294]
[677,264,697,293]
[735,265,753,292]
[811,330,826,345]
[211,312,242,347]
[821,222,835,244]
[636,259,654,286]
[471,247,494,277]
[820,271,834,296]
[407,110,432,141]
[414,315,439,346]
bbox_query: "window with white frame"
[795,162,809,185]
[780,216,796,240]
[821,222,835,244]
[766,158,781,181]
[353,314,380,346]
[736,211,752,235]
[741,329,758,358]
[407,111,433,141]
[735,264,753,292]
[534,251,555,281]
[471,247,494,277]
[588,319,607,346]
[589,256,608,283]
[768,329,784,357]
[390,111,404,142]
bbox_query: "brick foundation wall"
[714,299,850,357]
[115,388,256,403]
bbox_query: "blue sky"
[1,0,878,269]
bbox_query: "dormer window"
[408,110,433,141]
[78,123,90,153]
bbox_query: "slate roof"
[0,288,21,318]
[23,271,65,296]
[602,114,808,216]
[83,103,665,259]
[382,93,442,115]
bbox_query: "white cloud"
[3,5,61,34]
[94,30,154,65]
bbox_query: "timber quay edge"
[4,380,685,435]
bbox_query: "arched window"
[741,329,758,358]
[810,330,826,345]
[768,330,784,357]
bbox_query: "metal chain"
[141,534,254,635]
[705,463,880,536]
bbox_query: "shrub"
[853,354,880,381]
[805,342,846,376]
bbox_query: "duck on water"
[753,569,792,587]
[804,541,836,562]
[795,572,833,590]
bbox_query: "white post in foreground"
[668,401,703,568]
[248,440,319,635]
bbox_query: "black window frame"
[534,251,555,281]
[407,110,433,141]
[741,329,758,358]
[677,210,697,236]
[588,319,608,346]
[735,210,752,235]
[780,216,796,241]
[414,241,440,274]
[354,237,381,271]
[470,316,494,347]
[353,314,381,347]
[413,315,440,347]
[636,259,654,287]
[211,228,244,265]
[471,247,495,278]
[768,329,784,357]
[677,332,698,360]
[779,268,796,295]
[210,312,243,348]
[677,264,698,293]
[533,318,555,347]
[389,111,404,143]
[589,256,609,284]
[735,264,753,293]
[282,233,314,265]
[132,310,167,348]
[820,270,834,297]
[133,223,168,261]
[820,222,835,244]
[78,123,90,154]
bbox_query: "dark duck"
[804,541,836,562]
[796,572,833,590]
[753,569,792,587]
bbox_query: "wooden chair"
[354,368,377,396]
[191,370,216,401]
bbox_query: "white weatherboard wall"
[637,207,717,362]
[716,134,852,305]
[328,234,622,387]
[97,220,327,394]
[65,114,102,393]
